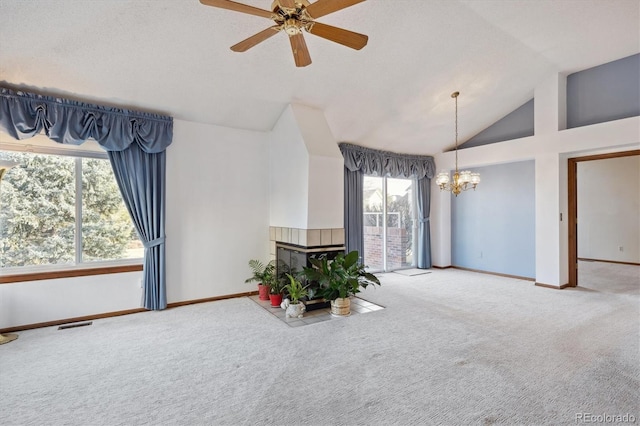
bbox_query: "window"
[363,176,416,272]
[0,149,142,273]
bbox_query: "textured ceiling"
[0,0,638,155]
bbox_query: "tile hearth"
[249,295,384,327]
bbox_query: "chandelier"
[435,91,480,196]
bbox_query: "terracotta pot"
[330,297,351,316]
[269,293,283,307]
[258,284,270,300]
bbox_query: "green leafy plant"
[284,273,308,303]
[267,273,287,295]
[245,259,276,285]
[303,250,380,300]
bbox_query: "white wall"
[269,104,344,230]
[269,105,309,228]
[293,104,343,229]
[165,120,270,302]
[0,272,142,329]
[0,119,271,329]
[578,156,640,263]
[307,155,343,229]
[432,72,640,286]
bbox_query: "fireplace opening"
[276,242,345,311]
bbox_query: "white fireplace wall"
[269,104,344,230]
[291,104,343,230]
[307,155,343,229]
[269,104,309,229]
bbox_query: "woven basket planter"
[330,297,351,316]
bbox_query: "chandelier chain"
[454,93,458,169]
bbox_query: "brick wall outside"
[363,226,408,270]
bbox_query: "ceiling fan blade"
[305,0,366,19]
[289,33,312,67]
[231,26,281,52]
[199,0,274,19]
[307,22,367,50]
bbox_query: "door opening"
[568,149,639,287]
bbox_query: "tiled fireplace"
[270,226,346,274]
[269,227,345,256]
[268,104,346,280]
[270,226,345,311]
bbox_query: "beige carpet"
[0,261,637,425]
[393,268,432,276]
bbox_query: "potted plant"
[283,273,309,318]
[267,273,286,307]
[303,250,380,316]
[245,259,275,301]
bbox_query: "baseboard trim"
[0,308,147,334]
[0,290,259,334]
[535,282,572,290]
[166,291,258,308]
[451,266,535,281]
[578,258,640,266]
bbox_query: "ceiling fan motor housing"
[284,18,302,35]
[202,0,369,67]
[272,0,310,13]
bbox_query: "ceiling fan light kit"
[200,0,369,67]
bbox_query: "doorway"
[568,149,640,286]
[363,176,416,272]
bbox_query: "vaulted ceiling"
[1,0,638,155]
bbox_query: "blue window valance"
[339,142,435,269]
[1,85,172,310]
[0,86,172,153]
[339,142,435,179]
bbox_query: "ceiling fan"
[199,0,368,67]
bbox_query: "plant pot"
[330,297,351,316]
[269,293,283,307]
[258,284,270,301]
[285,302,306,319]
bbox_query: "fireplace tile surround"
[269,227,345,257]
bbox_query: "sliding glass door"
[363,176,416,272]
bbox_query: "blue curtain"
[109,146,167,309]
[416,177,432,268]
[0,86,172,310]
[344,167,364,259]
[339,143,435,269]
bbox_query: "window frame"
[0,142,143,283]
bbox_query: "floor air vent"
[58,321,92,330]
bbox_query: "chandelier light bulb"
[435,171,450,186]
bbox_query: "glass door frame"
[363,175,417,273]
